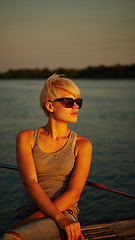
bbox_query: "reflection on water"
[0,80,135,226]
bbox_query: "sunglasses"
[51,98,83,109]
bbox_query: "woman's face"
[50,89,80,123]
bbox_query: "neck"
[44,118,70,140]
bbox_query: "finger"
[65,226,71,240]
[79,233,84,239]
[71,222,81,240]
[74,222,81,239]
[70,224,76,240]
[67,223,79,240]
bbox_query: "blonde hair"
[40,73,81,116]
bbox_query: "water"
[0,79,135,227]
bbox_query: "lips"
[71,112,78,115]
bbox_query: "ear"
[45,102,54,113]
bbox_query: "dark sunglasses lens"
[64,99,74,108]
[64,98,83,108]
[76,99,82,109]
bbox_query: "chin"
[68,117,78,123]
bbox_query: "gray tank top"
[18,128,78,213]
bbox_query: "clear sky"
[1,0,135,72]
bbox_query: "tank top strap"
[68,130,77,153]
[33,128,40,148]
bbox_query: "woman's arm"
[16,130,65,220]
[52,135,92,211]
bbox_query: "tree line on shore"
[0,64,135,79]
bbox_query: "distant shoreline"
[0,64,135,79]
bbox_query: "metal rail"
[0,163,18,171]
[1,163,135,199]
[85,181,135,199]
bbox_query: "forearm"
[11,183,77,230]
[24,183,83,240]
[23,181,79,224]
[24,180,64,222]
[53,189,79,212]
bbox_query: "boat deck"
[81,219,135,240]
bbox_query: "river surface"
[0,79,135,226]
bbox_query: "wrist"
[53,211,66,223]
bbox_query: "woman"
[2,74,92,240]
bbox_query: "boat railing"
[0,163,135,199]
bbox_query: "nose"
[72,102,79,109]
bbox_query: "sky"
[1,0,135,72]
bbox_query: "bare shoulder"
[75,135,92,156]
[76,135,92,149]
[17,129,34,139]
[17,129,35,147]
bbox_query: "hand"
[56,215,84,240]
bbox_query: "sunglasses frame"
[50,97,83,109]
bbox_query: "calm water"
[0,79,135,227]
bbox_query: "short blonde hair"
[40,73,81,116]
